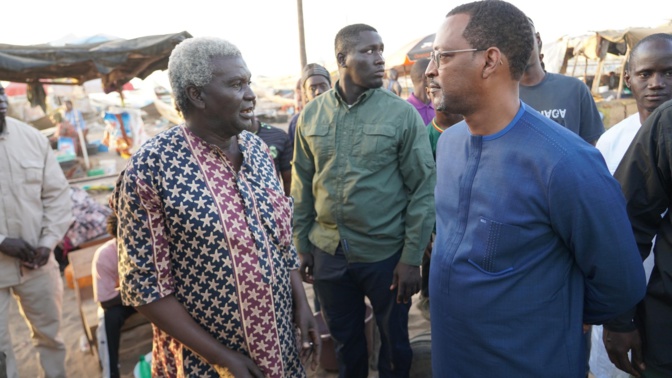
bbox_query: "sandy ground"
[9,277,430,377]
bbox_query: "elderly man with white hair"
[111,36,319,378]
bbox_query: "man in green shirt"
[292,23,435,377]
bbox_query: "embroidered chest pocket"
[358,124,398,170]
[468,217,522,276]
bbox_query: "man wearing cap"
[288,63,332,153]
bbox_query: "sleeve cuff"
[602,306,638,332]
[400,248,422,266]
[38,235,61,251]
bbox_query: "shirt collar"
[408,93,434,109]
[333,81,378,108]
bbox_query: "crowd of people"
[1,1,672,377]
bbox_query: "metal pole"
[297,0,307,70]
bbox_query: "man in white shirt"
[597,34,672,174]
[593,33,672,378]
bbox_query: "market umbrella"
[385,33,435,75]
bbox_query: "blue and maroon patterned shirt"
[113,125,304,377]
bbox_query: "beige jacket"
[0,117,73,287]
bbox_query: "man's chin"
[370,78,384,89]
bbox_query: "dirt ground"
[9,278,430,377]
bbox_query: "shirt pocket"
[21,160,44,184]
[467,217,521,276]
[359,124,397,170]
[303,123,334,161]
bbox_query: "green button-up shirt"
[292,85,436,266]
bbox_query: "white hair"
[168,37,242,115]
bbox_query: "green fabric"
[292,85,436,266]
[426,120,442,160]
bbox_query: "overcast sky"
[4,0,670,80]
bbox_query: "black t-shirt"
[256,122,292,176]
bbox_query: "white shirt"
[596,113,641,174]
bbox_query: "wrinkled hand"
[0,238,36,262]
[603,328,645,377]
[214,349,264,378]
[299,253,315,284]
[390,262,421,304]
[294,300,321,370]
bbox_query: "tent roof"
[0,31,192,93]
[596,22,672,52]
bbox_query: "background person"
[592,32,672,378]
[93,213,136,378]
[0,82,73,378]
[406,58,435,125]
[609,99,672,378]
[519,19,604,146]
[247,106,292,196]
[385,68,402,96]
[287,63,332,154]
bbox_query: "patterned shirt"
[113,125,304,377]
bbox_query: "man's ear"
[482,47,503,79]
[624,71,632,89]
[187,85,205,109]
[337,53,347,67]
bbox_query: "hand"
[23,247,51,270]
[390,262,421,304]
[213,349,264,378]
[0,238,36,262]
[603,328,645,377]
[294,300,321,371]
[299,253,315,284]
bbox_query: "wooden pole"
[297,0,307,70]
[617,47,630,100]
[571,54,579,77]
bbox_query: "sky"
[3,0,670,83]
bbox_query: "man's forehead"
[435,14,470,47]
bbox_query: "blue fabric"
[430,102,646,377]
